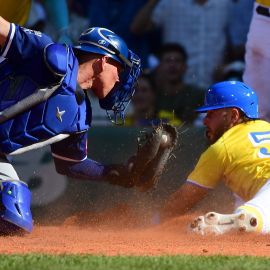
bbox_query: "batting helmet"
[196,81,259,119]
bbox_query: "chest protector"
[0,44,90,154]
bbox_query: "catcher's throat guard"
[0,181,33,233]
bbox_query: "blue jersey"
[0,23,91,162]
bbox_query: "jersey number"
[249,131,270,158]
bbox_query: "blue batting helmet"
[196,81,259,119]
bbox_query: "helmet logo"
[98,39,106,45]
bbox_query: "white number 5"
[248,131,270,158]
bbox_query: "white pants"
[243,3,270,121]
[235,179,270,233]
[0,156,21,181]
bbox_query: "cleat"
[238,213,245,220]
[239,226,247,232]
[191,211,258,235]
[250,217,257,227]
[190,219,199,229]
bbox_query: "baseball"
[162,134,168,144]
[161,134,170,147]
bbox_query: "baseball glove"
[131,123,178,191]
[106,124,178,191]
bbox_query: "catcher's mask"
[73,27,141,124]
[196,81,259,119]
[0,181,32,234]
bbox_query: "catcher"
[156,81,270,235]
[0,16,177,234]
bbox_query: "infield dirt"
[1,205,270,257]
[1,181,270,256]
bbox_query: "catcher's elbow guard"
[0,181,33,234]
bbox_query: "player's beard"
[205,122,231,144]
[205,128,223,144]
[205,109,233,144]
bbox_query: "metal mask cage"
[101,51,141,125]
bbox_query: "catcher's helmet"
[74,27,141,124]
[73,27,131,67]
[196,81,259,119]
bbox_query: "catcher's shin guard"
[0,181,33,234]
[191,211,259,235]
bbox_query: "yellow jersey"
[0,0,32,26]
[256,0,270,7]
[188,120,270,201]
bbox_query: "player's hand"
[106,164,135,188]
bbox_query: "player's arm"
[52,124,178,190]
[0,16,53,63]
[130,0,159,34]
[159,182,209,221]
[53,156,107,181]
[0,16,11,48]
[50,132,127,183]
[157,144,225,222]
[43,0,72,44]
[51,132,108,181]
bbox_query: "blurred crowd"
[1,0,256,127]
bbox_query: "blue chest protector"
[0,44,91,154]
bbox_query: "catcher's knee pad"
[0,181,33,234]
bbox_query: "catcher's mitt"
[106,123,178,191]
[129,123,178,191]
